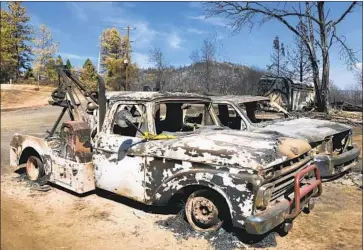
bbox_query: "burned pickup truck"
[10,68,322,235]
[210,95,360,178]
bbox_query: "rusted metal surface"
[285,164,322,219]
[10,133,95,194]
[185,191,223,232]
[60,121,92,162]
[244,163,322,234]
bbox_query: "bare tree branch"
[333,2,358,26]
[334,34,359,69]
[149,47,168,90]
[206,1,359,113]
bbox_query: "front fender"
[152,170,257,228]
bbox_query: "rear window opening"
[239,101,287,123]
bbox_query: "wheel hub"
[192,197,218,226]
[26,157,40,181]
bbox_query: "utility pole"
[97,50,101,74]
[121,25,136,91]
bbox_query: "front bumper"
[314,143,360,177]
[244,164,322,235]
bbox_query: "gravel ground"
[1,105,362,250]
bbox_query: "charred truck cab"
[10,67,322,235]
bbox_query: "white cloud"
[101,18,158,50]
[133,52,153,69]
[355,62,362,71]
[132,22,158,49]
[187,15,228,27]
[68,2,88,21]
[59,52,96,61]
[68,2,122,22]
[168,33,182,49]
[186,28,206,35]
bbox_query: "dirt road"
[1,106,362,250]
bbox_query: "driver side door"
[93,103,147,203]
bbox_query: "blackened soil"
[156,210,278,250]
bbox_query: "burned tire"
[185,189,226,232]
[26,156,45,182]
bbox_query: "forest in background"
[1,2,361,108]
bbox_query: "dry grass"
[1,84,55,111]
[352,126,362,158]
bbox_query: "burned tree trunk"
[306,2,324,112]
[318,2,330,113]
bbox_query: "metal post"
[46,107,68,138]
[97,50,101,74]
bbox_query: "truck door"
[93,103,147,203]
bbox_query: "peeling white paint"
[94,153,145,202]
[238,196,254,217]
[235,184,248,192]
[195,172,214,182]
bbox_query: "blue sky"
[15,2,363,88]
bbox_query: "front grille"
[267,153,313,202]
[270,168,305,202]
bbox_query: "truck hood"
[252,118,352,142]
[130,128,311,170]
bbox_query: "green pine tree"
[0,2,33,82]
[99,28,138,90]
[81,58,98,90]
[45,58,58,83]
[65,59,73,70]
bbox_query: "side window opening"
[113,104,146,137]
[155,102,215,134]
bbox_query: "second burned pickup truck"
[210,95,360,179]
[10,67,322,235]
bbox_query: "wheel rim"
[26,157,39,181]
[187,196,222,231]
